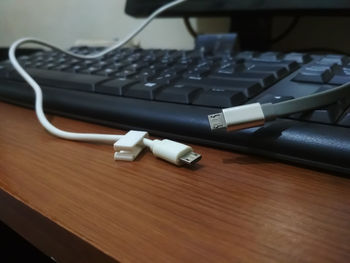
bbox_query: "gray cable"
[261,82,350,121]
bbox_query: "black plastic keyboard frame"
[1,45,350,175]
[1,76,350,175]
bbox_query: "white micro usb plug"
[208,103,266,131]
[114,130,201,166]
[148,139,202,165]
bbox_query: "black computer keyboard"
[1,45,350,174]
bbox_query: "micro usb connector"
[179,151,202,165]
[208,103,266,131]
[146,139,202,166]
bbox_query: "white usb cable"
[9,0,201,166]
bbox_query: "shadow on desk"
[0,220,53,263]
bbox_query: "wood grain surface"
[0,101,350,263]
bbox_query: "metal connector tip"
[208,112,227,130]
[180,151,202,165]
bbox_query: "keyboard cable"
[8,0,202,166]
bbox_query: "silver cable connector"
[208,103,266,131]
[208,112,227,130]
[179,151,202,165]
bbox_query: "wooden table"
[0,101,349,263]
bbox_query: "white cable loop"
[8,0,187,144]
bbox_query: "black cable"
[271,16,300,44]
[183,16,198,38]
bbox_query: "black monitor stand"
[230,15,273,51]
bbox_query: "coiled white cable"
[8,0,186,143]
[8,0,202,165]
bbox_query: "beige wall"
[0,0,198,49]
[1,0,350,53]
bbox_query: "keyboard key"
[0,64,12,78]
[182,78,263,98]
[78,66,100,74]
[245,64,288,79]
[284,52,312,64]
[193,88,247,107]
[91,60,109,69]
[159,50,179,64]
[156,84,202,104]
[142,50,159,62]
[328,67,350,85]
[184,68,211,80]
[95,78,139,95]
[257,94,294,104]
[124,81,166,100]
[337,107,350,127]
[115,69,138,79]
[127,53,142,63]
[40,63,58,70]
[218,52,238,65]
[245,60,299,72]
[52,63,74,71]
[152,73,180,84]
[95,68,119,77]
[124,62,149,72]
[213,71,276,88]
[149,64,169,72]
[318,55,349,66]
[163,65,188,75]
[64,58,79,64]
[300,100,350,124]
[9,68,107,92]
[217,63,245,74]
[253,52,283,62]
[294,87,350,124]
[235,51,258,60]
[292,68,333,83]
[63,65,88,73]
